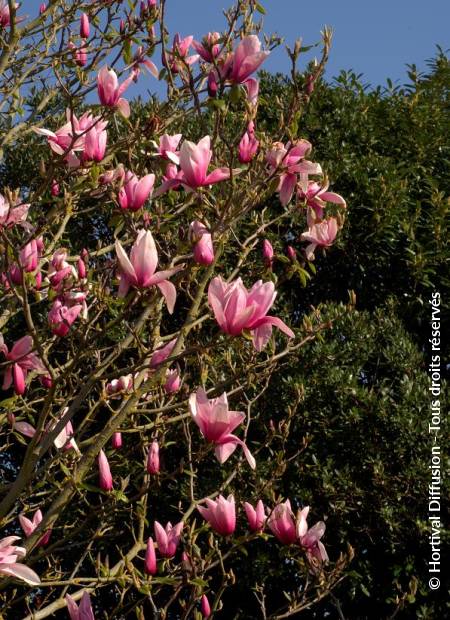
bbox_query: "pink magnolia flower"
[19,238,44,273]
[48,299,83,337]
[18,510,51,547]
[297,180,346,219]
[115,229,182,312]
[0,1,23,28]
[157,133,182,164]
[300,217,339,261]
[145,537,157,575]
[13,409,80,454]
[82,124,107,163]
[190,220,214,266]
[65,592,95,620]
[150,338,177,368]
[0,335,45,395]
[164,34,199,73]
[118,171,155,211]
[189,387,255,469]
[146,440,160,474]
[164,368,180,393]
[227,35,269,84]
[34,111,108,168]
[267,500,297,545]
[106,375,133,400]
[197,495,236,536]
[0,536,40,586]
[238,122,259,163]
[99,164,125,186]
[50,409,80,454]
[208,276,294,351]
[192,32,221,63]
[179,136,229,190]
[132,46,159,79]
[266,140,322,206]
[69,41,87,67]
[154,520,183,558]
[299,520,328,563]
[212,35,268,104]
[97,66,135,118]
[0,193,29,228]
[201,594,211,618]
[244,500,266,532]
[80,13,90,39]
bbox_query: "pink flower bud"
[238,123,259,163]
[207,70,218,97]
[190,221,214,266]
[262,239,274,267]
[112,432,122,449]
[201,594,211,618]
[80,13,90,39]
[244,500,266,532]
[164,368,180,394]
[98,449,113,491]
[40,375,52,389]
[51,180,59,196]
[145,537,157,575]
[13,363,25,396]
[286,245,296,261]
[120,19,125,34]
[39,4,46,15]
[146,440,160,474]
[77,257,86,279]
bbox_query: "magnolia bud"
[77,257,86,279]
[98,449,113,491]
[146,440,160,474]
[286,245,296,261]
[201,594,211,618]
[262,239,274,267]
[39,3,46,15]
[112,432,122,449]
[80,13,90,39]
[145,537,157,575]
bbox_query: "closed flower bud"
[201,594,211,618]
[98,449,113,491]
[80,13,90,39]
[146,440,160,474]
[145,537,157,575]
[112,432,122,449]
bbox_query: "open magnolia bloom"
[300,217,339,261]
[208,276,294,351]
[0,536,40,585]
[115,229,183,312]
[189,387,256,469]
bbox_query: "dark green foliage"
[223,301,449,618]
[259,49,450,356]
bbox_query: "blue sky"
[20,0,449,97]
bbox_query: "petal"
[115,240,137,283]
[130,230,158,286]
[117,98,130,118]
[279,173,297,206]
[214,441,238,464]
[204,168,230,185]
[156,280,177,314]
[0,563,41,585]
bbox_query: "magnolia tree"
[0,1,350,617]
